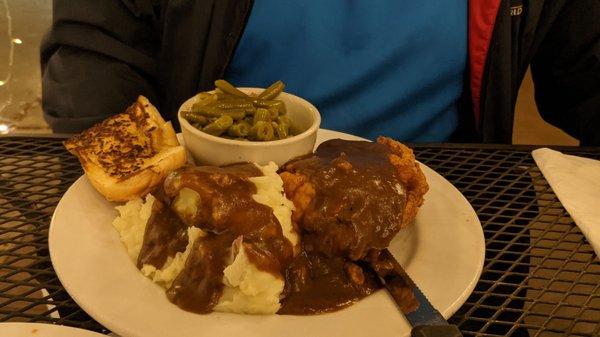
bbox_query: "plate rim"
[49,129,484,337]
[315,129,484,319]
[0,322,106,337]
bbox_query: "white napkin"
[532,148,600,258]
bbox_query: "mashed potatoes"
[215,242,284,314]
[112,162,295,314]
[113,194,156,260]
[140,226,205,288]
[250,162,298,247]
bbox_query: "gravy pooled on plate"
[279,140,410,314]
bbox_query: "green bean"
[214,79,249,98]
[217,100,254,110]
[267,106,279,119]
[253,99,278,108]
[202,115,233,136]
[194,107,244,120]
[258,80,285,100]
[274,100,286,115]
[214,90,226,100]
[223,109,246,120]
[182,111,208,125]
[275,122,290,139]
[277,116,292,128]
[195,92,212,99]
[243,116,254,125]
[254,99,286,115]
[191,102,209,113]
[251,121,275,141]
[185,80,300,140]
[195,107,224,118]
[226,121,251,137]
[192,92,218,107]
[278,116,300,136]
[253,108,271,125]
[244,105,257,115]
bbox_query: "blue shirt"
[226,1,466,142]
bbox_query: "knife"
[371,249,463,337]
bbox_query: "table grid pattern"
[0,137,598,336]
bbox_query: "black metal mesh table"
[0,136,598,336]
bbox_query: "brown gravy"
[137,199,188,269]
[279,139,406,314]
[283,139,406,260]
[136,140,406,315]
[278,252,380,314]
[138,164,293,313]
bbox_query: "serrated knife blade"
[373,249,463,337]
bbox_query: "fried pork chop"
[280,137,428,261]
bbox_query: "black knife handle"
[411,325,463,337]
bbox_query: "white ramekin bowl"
[178,88,321,166]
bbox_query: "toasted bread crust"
[65,96,187,201]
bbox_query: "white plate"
[0,322,105,337]
[50,129,484,337]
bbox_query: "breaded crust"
[281,137,428,233]
[376,136,429,228]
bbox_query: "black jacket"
[41,0,600,145]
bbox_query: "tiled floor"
[0,1,583,145]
